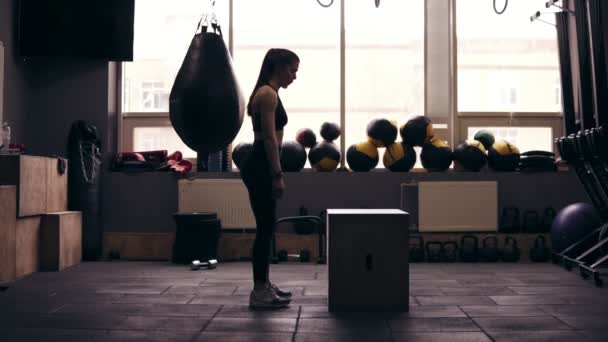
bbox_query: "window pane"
[457,0,561,112]
[231,0,340,169]
[122,0,229,113]
[345,0,425,169]
[133,127,196,158]
[467,126,553,153]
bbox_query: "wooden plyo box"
[0,155,48,217]
[327,209,410,312]
[40,212,82,271]
[0,186,17,282]
[45,158,68,213]
[16,216,41,278]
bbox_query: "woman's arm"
[256,87,282,176]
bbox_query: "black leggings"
[240,143,277,283]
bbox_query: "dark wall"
[0,0,28,144]
[102,171,590,233]
[1,0,112,158]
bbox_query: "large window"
[231,0,340,168]
[120,0,564,167]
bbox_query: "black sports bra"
[252,96,288,133]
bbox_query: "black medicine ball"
[308,141,341,171]
[421,138,453,171]
[367,118,398,147]
[383,142,416,172]
[320,122,341,142]
[232,142,253,169]
[488,139,520,171]
[400,116,434,147]
[296,128,317,148]
[280,141,307,172]
[453,139,487,171]
[346,141,379,172]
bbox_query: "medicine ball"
[346,141,379,172]
[474,130,495,151]
[280,141,307,172]
[383,142,416,172]
[320,122,341,142]
[309,141,340,171]
[367,118,398,147]
[296,128,317,148]
[232,142,253,169]
[453,139,487,171]
[488,139,520,171]
[421,138,453,171]
[400,116,434,147]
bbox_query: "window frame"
[119,0,564,168]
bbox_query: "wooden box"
[0,155,48,217]
[0,186,17,282]
[46,158,68,213]
[16,216,41,278]
[40,211,82,271]
[327,209,409,312]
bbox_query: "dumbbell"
[190,259,218,270]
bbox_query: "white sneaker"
[268,282,292,299]
[249,284,291,309]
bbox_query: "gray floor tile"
[189,295,250,305]
[53,303,146,315]
[18,313,128,330]
[487,330,588,342]
[216,305,299,318]
[460,305,547,317]
[294,332,393,342]
[538,304,608,316]
[388,317,480,332]
[116,315,209,331]
[164,286,236,295]
[0,328,108,342]
[473,316,572,331]
[439,287,517,295]
[387,306,466,318]
[136,304,220,317]
[392,332,492,342]
[204,317,297,333]
[490,295,569,305]
[112,294,194,304]
[103,330,197,342]
[289,295,327,306]
[94,285,170,295]
[303,286,328,296]
[580,330,608,342]
[508,286,600,295]
[195,332,294,342]
[416,296,496,306]
[233,285,305,296]
[297,317,389,334]
[555,316,608,330]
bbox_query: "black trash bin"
[172,212,222,264]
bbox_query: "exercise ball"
[346,141,379,172]
[488,139,520,171]
[383,142,416,172]
[320,122,341,142]
[170,30,245,153]
[400,116,434,147]
[421,138,453,171]
[453,139,487,171]
[474,130,496,151]
[296,128,317,148]
[551,203,601,253]
[367,118,398,147]
[232,142,253,169]
[280,141,307,172]
[308,141,340,171]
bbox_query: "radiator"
[178,179,256,229]
[402,181,498,232]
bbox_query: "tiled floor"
[1,262,607,341]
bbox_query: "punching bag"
[170,21,245,153]
[67,120,102,261]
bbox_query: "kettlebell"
[409,235,425,262]
[500,206,520,233]
[425,241,442,262]
[541,207,556,233]
[460,235,479,262]
[530,235,551,262]
[522,210,540,233]
[480,236,500,262]
[501,236,521,262]
[441,241,459,262]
